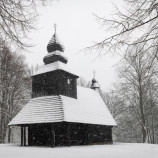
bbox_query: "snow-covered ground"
[0,143,158,158]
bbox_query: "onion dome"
[90,71,100,91]
[47,33,64,53]
[43,24,68,65]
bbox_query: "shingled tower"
[32,25,78,99]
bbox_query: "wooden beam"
[28,126,30,146]
[21,127,23,146]
[24,127,26,146]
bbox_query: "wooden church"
[9,27,117,147]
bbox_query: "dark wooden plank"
[21,126,23,146]
[24,127,26,146]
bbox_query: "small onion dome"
[92,78,97,84]
[47,33,65,53]
[91,78,100,91]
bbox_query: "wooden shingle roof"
[9,86,117,126]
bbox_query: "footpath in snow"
[0,143,158,158]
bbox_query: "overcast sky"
[25,0,123,91]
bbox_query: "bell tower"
[32,25,79,99]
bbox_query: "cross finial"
[54,24,57,34]
[93,70,96,79]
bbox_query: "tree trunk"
[138,75,148,143]
[142,125,147,143]
[8,127,11,143]
[0,108,5,143]
[151,114,155,144]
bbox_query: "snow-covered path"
[0,143,158,158]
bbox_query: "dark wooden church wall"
[27,122,112,147]
[28,123,70,146]
[28,124,55,146]
[69,123,112,145]
[32,70,77,99]
[87,124,112,144]
[53,122,71,146]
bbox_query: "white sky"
[25,0,123,91]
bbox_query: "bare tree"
[116,45,158,143]
[85,0,158,143]
[0,0,51,49]
[0,41,31,143]
[100,90,136,142]
[86,0,158,59]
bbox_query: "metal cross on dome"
[54,24,57,34]
[93,70,96,79]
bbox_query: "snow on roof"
[9,96,64,125]
[63,86,116,126]
[9,86,117,126]
[44,50,68,59]
[32,61,78,77]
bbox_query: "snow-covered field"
[0,143,158,158]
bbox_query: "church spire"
[43,24,67,65]
[90,70,100,92]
